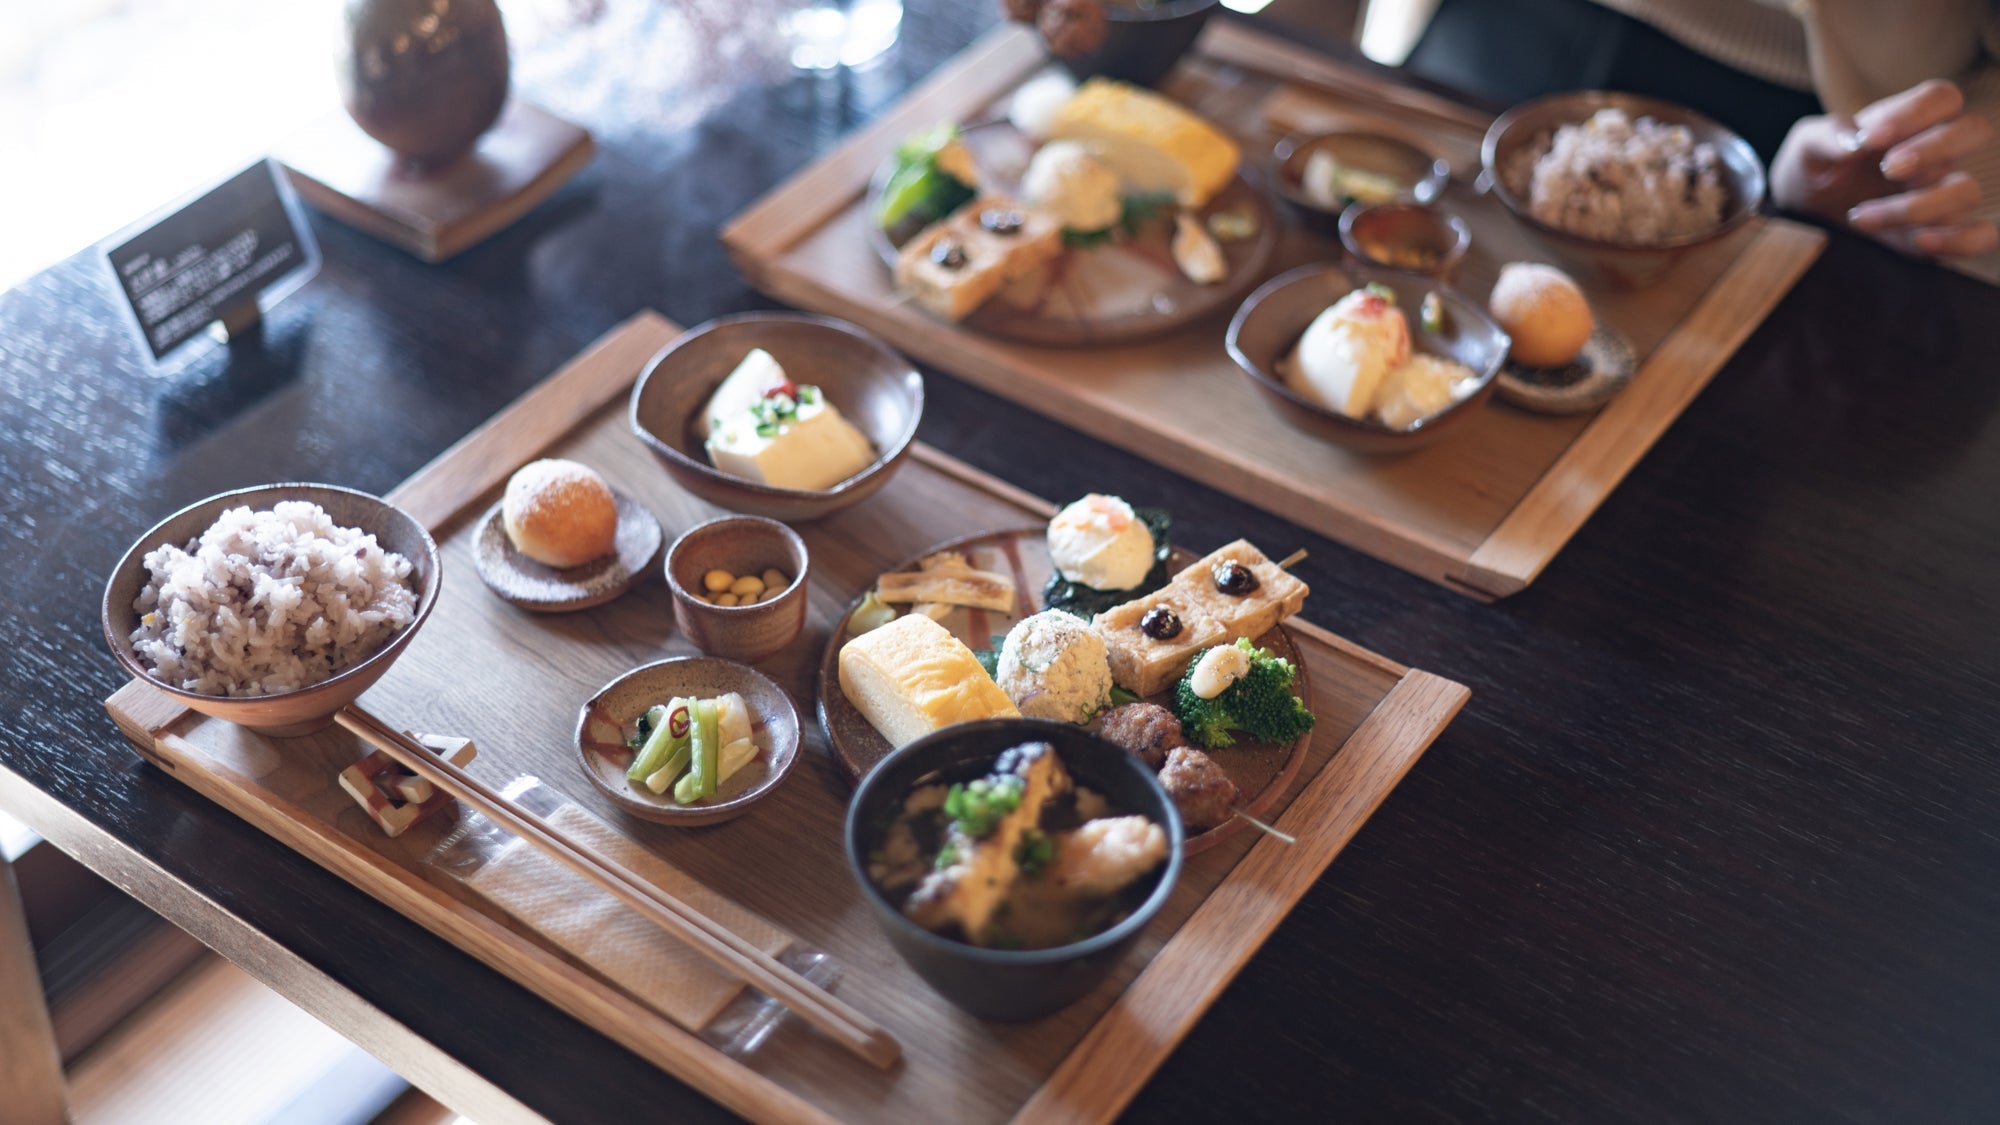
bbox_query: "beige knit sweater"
[1597,0,2000,279]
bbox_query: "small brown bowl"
[1339,201,1472,281]
[575,657,802,826]
[1273,131,1451,237]
[1054,0,1219,87]
[629,313,923,523]
[1480,90,1766,289]
[101,483,441,737]
[665,516,810,663]
[1225,262,1511,454]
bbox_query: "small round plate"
[575,657,802,826]
[817,527,1312,855]
[471,489,664,613]
[869,121,1280,347]
[1495,322,1637,415]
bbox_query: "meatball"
[1096,702,1187,771]
[1159,746,1240,833]
[1038,0,1107,59]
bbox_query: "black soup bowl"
[844,718,1185,1022]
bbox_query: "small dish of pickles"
[573,657,801,826]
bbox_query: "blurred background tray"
[721,24,1825,601]
[105,312,1466,1124]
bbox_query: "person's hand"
[1772,79,1998,258]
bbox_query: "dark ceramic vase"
[339,0,511,170]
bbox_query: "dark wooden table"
[4,5,1997,1123]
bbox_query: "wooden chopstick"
[334,704,902,1069]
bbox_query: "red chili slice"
[668,704,692,739]
[762,381,799,401]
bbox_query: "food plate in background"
[470,490,663,612]
[867,121,1279,347]
[816,527,1312,855]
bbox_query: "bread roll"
[1489,262,1593,368]
[502,459,618,568]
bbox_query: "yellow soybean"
[702,569,734,593]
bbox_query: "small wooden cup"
[665,516,810,663]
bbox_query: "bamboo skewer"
[334,704,902,1070]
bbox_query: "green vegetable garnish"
[627,698,691,782]
[943,774,1025,839]
[1363,281,1398,304]
[1171,638,1317,750]
[934,841,959,869]
[971,632,1009,680]
[1015,829,1054,877]
[1421,291,1446,334]
[877,124,977,229]
[687,697,720,800]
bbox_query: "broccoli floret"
[1171,638,1316,749]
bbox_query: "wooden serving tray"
[720,23,1826,600]
[105,311,1467,1124]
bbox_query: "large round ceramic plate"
[817,527,1312,855]
[869,122,1280,347]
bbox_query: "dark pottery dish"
[664,516,811,663]
[630,313,923,523]
[1226,262,1510,454]
[1272,131,1451,237]
[1339,200,1472,281]
[1056,0,1219,88]
[1480,90,1766,290]
[845,718,1184,1021]
[574,657,802,827]
[102,483,442,737]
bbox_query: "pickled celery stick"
[674,737,756,804]
[627,697,693,782]
[644,741,692,795]
[716,692,751,747]
[688,698,720,799]
[717,736,756,781]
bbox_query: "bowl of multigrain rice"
[102,484,441,737]
[1481,91,1765,289]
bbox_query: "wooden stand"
[278,99,594,263]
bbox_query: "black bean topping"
[979,208,1026,236]
[931,239,968,269]
[1213,560,1260,596]
[1140,607,1182,640]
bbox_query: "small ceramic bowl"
[1225,262,1512,454]
[575,657,802,826]
[1055,0,1219,87]
[1480,90,1766,289]
[1339,201,1472,281]
[101,483,442,737]
[629,313,923,523]
[1273,131,1451,237]
[665,515,810,663]
[845,718,1184,1022]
